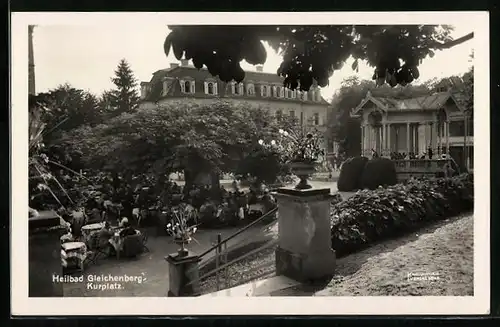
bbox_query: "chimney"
[256,65,263,72]
[28,25,36,95]
[180,59,189,67]
[170,63,179,69]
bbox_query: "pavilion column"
[406,122,410,155]
[387,123,391,154]
[361,125,366,155]
[445,120,450,156]
[382,123,386,156]
[432,116,439,155]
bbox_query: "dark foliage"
[337,156,369,192]
[164,25,472,90]
[330,174,473,258]
[360,157,398,190]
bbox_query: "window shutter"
[213,82,218,95]
[190,81,195,93]
[260,85,265,97]
[304,92,308,101]
[267,86,271,97]
[180,80,185,93]
[280,87,284,98]
[204,82,208,94]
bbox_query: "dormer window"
[260,85,268,97]
[247,83,255,96]
[204,81,218,95]
[140,82,150,99]
[272,86,278,97]
[180,79,195,94]
[279,87,285,98]
[232,82,244,95]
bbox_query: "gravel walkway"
[271,213,473,296]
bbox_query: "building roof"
[141,64,329,105]
[352,91,465,115]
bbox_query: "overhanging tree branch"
[436,32,474,49]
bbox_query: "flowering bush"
[166,207,198,241]
[258,128,325,164]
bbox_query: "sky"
[32,24,473,102]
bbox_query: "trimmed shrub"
[360,157,398,190]
[330,174,473,258]
[337,156,369,192]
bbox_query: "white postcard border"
[10,11,490,315]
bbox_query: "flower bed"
[330,173,473,258]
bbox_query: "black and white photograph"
[11,12,489,315]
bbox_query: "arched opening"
[184,81,191,93]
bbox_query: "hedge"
[330,173,473,258]
[337,156,369,192]
[360,157,398,190]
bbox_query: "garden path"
[271,213,473,296]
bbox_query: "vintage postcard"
[11,11,490,315]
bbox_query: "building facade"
[352,88,473,170]
[139,59,331,150]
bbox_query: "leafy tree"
[164,25,473,90]
[108,59,140,115]
[30,84,103,134]
[60,100,297,187]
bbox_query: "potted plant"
[258,128,325,190]
[166,208,198,257]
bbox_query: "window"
[279,87,285,98]
[289,110,295,118]
[181,80,195,94]
[260,85,267,97]
[247,83,255,96]
[234,83,240,95]
[276,109,283,121]
[313,113,320,125]
[272,86,278,97]
[204,81,218,95]
[291,90,296,99]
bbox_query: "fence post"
[224,242,229,289]
[215,233,222,291]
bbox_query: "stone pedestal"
[29,210,66,297]
[165,251,201,297]
[274,187,336,282]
